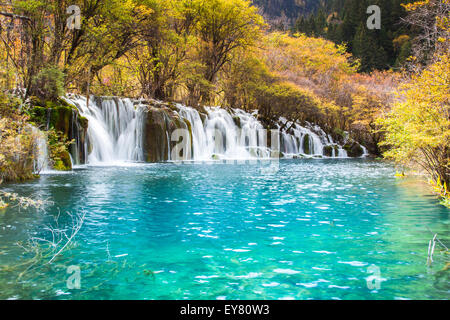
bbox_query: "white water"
[177,105,272,160]
[176,106,348,161]
[31,125,49,173]
[65,96,146,164]
[58,96,359,164]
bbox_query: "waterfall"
[175,106,350,161]
[62,95,363,164]
[30,125,49,173]
[65,95,146,164]
[361,145,369,158]
[176,105,272,160]
[277,118,348,159]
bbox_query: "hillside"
[252,0,327,27]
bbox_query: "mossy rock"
[29,100,80,137]
[323,145,333,157]
[143,108,171,162]
[29,100,88,166]
[343,141,364,158]
[30,97,76,110]
[232,116,241,128]
[323,145,339,157]
[167,102,178,112]
[303,134,311,155]
[52,150,72,171]
[79,116,88,129]
[29,106,49,127]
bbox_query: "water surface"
[0,159,448,300]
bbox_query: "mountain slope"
[252,0,327,27]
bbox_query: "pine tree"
[292,0,415,72]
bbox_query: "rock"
[271,150,284,158]
[232,116,241,128]
[302,134,311,155]
[29,99,88,165]
[323,145,339,157]
[343,141,364,158]
[143,104,192,162]
[143,107,171,162]
[323,145,333,157]
[53,149,72,171]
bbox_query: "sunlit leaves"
[378,54,450,184]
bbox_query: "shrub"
[0,92,37,183]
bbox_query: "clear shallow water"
[0,159,448,300]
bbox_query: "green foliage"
[293,0,415,72]
[430,177,450,208]
[31,67,65,102]
[47,129,73,171]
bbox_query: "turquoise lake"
[0,159,448,300]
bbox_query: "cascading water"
[176,106,349,160]
[30,125,49,173]
[176,105,272,160]
[65,95,146,164]
[61,95,361,164]
[279,118,348,158]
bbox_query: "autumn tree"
[190,0,265,103]
[128,0,199,100]
[402,0,450,68]
[378,54,450,185]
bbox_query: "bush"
[47,129,73,171]
[31,67,65,102]
[0,92,37,183]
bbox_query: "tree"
[353,22,389,72]
[31,66,65,102]
[402,0,450,67]
[378,54,450,185]
[292,0,415,72]
[0,0,160,98]
[129,0,198,100]
[192,0,266,102]
[66,0,159,94]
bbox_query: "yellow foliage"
[0,93,37,183]
[261,32,359,81]
[378,54,450,185]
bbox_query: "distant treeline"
[292,0,418,72]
